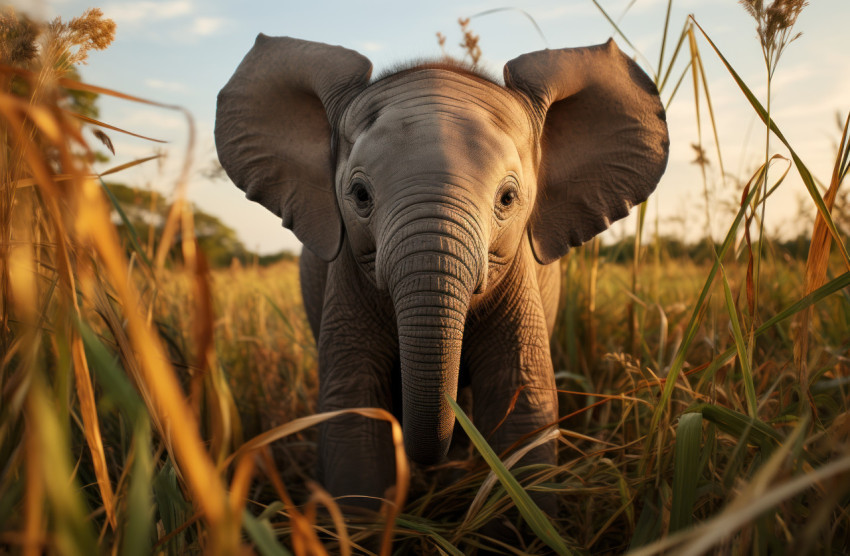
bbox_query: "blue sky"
[18,0,850,254]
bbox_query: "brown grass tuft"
[43,8,115,71]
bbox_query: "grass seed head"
[43,7,115,72]
[0,7,39,66]
[739,0,808,74]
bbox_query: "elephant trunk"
[380,215,485,464]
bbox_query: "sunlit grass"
[2,2,850,555]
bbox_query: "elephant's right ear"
[215,35,372,261]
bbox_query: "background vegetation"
[2,1,849,554]
[105,182,296,267]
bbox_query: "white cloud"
[191,16,225,36]
[122,109,186,131]
[145,78,188,92]
[356,41,385,53]
[100,1,226,43]
[525,4,598,20]
[103,0,193,24]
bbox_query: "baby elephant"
[216,35,668,505]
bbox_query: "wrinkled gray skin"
[216,35,668,506]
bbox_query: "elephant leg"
[464,258,559,515]
[318,376,396,510]
[464,276,559,551]
[316,253,398,510]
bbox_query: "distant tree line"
[105,183,296,268]
[595,234,817,264]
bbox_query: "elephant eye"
[495,181,520,220]
[354,184,371,204]
[349,180,374,216]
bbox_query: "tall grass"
[0,9,404,555]
[2,3,850,555]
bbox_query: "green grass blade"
[30,376,98,556]
[447,396,572,556]
[691,16,850,271]
[698,270,850,390]
[78,321,144,420]
[691,404,782,454]
[79,322,155,554]
[839,113,850,180]
[153,462,193,554]
[693,40,726,180]
[656,0,673,82]
[394,517,465,556]
[257,501,285,522]
[121,422,154,556]
[636,199,649,241]
[757,271,850,337]
[659,21,691,94]
[687,27,702,150]
[719,265,758,418]
[100,179,154,271]
[242,510,293,556]
[665,59,693,110]
[670,413,703,533]
[698,423,716,485]
[629,492,663,549]
[642,170,762,472]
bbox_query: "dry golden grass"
[2,4,850,555]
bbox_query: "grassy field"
[2,2,850,555]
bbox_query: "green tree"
[104,182,268,267]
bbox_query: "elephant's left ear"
[504,39,669,264]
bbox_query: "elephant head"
[216,36,668,464]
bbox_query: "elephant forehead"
[340,71,535,185]
[341,69,532,148]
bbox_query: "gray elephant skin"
[215,35,669,506]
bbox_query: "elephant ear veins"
[504,39,669,265]
[215,35,373,261]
